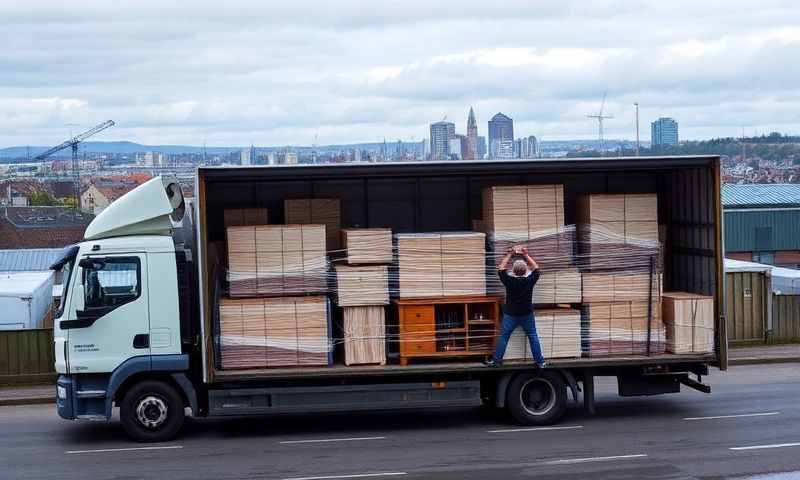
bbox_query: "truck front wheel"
[506,371,567,426]
[120,380,185,442]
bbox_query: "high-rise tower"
[466,107,478,160]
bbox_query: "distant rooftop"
[0,248,62,272]
[722,183,800,209]
[2,206,92,228]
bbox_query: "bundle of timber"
[582,301,665,357]
[342,306,386,365]
[488,267,582,305]
[227,225,328,297]
[342,228,393,265]
[218,296,330,369]
[334,265,389,307]
[483,185,573,269]
[504,308,581,360]
[662,292,714,354]
[582,271,662,303]
[575,193,661,272]
[284,199,341,251]
[224,208,269,227]
[395,232,486,298]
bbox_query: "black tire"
[506,371,567,426]
[119,380,185,442]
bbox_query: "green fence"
[771,295,800,342]
[0,329,55,386]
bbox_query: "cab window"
[83,257,141,310]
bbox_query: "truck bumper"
[56,375,75,420]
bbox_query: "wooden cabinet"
[394,296,501,365]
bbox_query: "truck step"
[76,390,107,399]
[76,414,108,421]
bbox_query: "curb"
[729,356,800,366]
[0,396,54,407]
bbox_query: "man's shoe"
[484,357,500,367]
[536,361,547,369]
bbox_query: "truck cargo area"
[196,156,726,384]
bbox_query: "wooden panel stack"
[483,185,573,270]
[227,225,327,297]
[342,228,393,265]
[224,208,269,227]
[218,296,330,369]
[662,292,714,354]
[334,265,389,306]
[533,268,582,305]
[342,306,386,365]
[582,271,664,356]
[504,308,581,360]
[575,193,661,272]
[284,199,341,251]
[396,232,486,299]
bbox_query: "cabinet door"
[400,307,436,355]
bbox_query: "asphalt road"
[2,364,800,480]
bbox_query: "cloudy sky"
[2,0,799,148]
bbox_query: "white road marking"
[488,425,583,433]
[684,411,780,421]
[280,473,407,480]
[65,445,183,454]
[543,454,648,465]
[279,436,387,445]
[731,442,800,451]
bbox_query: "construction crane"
[34,120,115,208]
[587,93,613,156]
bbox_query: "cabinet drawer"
[402,306,434,325]
[400,337,436,355]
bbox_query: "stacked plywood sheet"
[224,208,269,227]
[342,228,393,265]
[504,309,581,360]
[284,199,341,251]
[218,296,330,369]
[483,185,573,269]
[227,225,327,297]
[582,270,665,356]
[396,232,486,299]
[342,306,386,365]
[575,193,661,272]
[662,292,714,354]
[489,267,582,305]
[334,265,389,307]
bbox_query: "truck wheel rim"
[520,378,556,416]
[135,395,168,429]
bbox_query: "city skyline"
[1,2,799,148]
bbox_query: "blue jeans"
[492,312,545,364]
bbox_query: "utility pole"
[634,103,640,156]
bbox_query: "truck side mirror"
[72,283,85,312]
[79,258,104,269]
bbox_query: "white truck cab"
[52,177,197,442]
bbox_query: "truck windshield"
[55,258,75,319]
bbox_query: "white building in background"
[495,139,514,159]
[267,153,276,165]
[240,148,251,166]
[448,137,462,160]
[285,152,298,165]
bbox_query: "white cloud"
[1,0,800,146]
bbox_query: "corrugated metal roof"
[0,248,63,272]
[723,184,800,208]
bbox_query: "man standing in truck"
[485,245,545,368]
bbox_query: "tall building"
[240,147,252,166]
[449,137,463,160]
[519,135,538,158]
[477,136,487,159]
[651,117,679,146]
[488,113,514,159]
[430,121,455,160]
[466,107,478,160]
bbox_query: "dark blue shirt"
[499,269,540,316]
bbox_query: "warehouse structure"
[723,184,800,269]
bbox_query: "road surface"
[2,363,800,480]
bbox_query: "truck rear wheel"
[506,371,567,426]
[120,380,184,442]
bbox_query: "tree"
[28,191,59,206]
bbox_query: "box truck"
[52,156,726,442]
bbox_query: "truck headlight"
[57,385,67,400]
